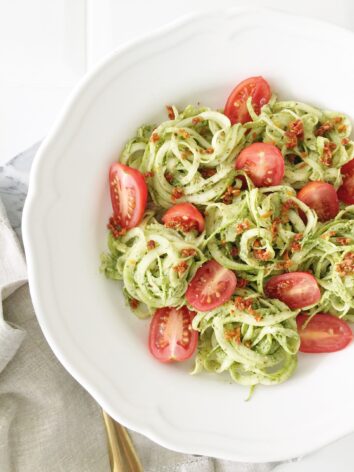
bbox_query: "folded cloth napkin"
[0,151,278,472]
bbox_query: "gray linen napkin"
[0,148,278,472]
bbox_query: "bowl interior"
[24,8,354,462]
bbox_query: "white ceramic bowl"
[23,8,354,462]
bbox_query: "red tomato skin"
[297,313,353,353]
[186,260,237,312]
[235,143,285,187]
[265,272,321,310]
[162,203,205,233]
[297,181,339,222]
[224,76,271,124]
[338,178,354,204]
[109,163,148,229]
[341,159,354,175]
[338,159,354,204]
[149,307,198,363]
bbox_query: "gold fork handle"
[102,410,143,472]
[102,410,126,472]
[114,421,143,472]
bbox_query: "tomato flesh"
[186,260,237,312]
[109,163,148,229]
[265,272,321,309]
[338,159,354,204]
[224,76,271,124]
[297,313,353,353]
[162,203,205,233]
[235,143,285,187]
[297,181,339,222]
[149,307,198,362]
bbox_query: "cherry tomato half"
[297,181,339,222]
[186,260,237,312]
[338,159,354,205]
[162,203,205,233]
[224,76,271,124]
[149,306,198,362]
[109,163,148,229]
[297,313,353,353]
[235,143,285,187]
[265,272,321,310]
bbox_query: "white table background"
[1,0,354,469]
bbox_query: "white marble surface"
[1,1,354,470]
[0,143,39,239]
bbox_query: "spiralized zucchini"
[101,213,206,317]
[101,96,354,388]
[245,96,353,189]
[299,205,354,321]
[192,287,299,386]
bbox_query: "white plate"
[22,8,354,462]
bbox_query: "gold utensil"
[102,410,143,472]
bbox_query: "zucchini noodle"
[191,288,299,386]
[101,96,354,388]
[101,213,206,317]
[245,97,353,189]
[299,205,354,321]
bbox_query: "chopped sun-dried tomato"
[144,171,154,179]
[275,250,293,270]
[271,217,281,238]
[192,116,202,125]
[151,132,160,143]
[200,147,214,155]
[236,220,251,234]
[320,231,336,240]
[173,261,188,276]
[164,172,174,184]
[285,120,304,149]
[166,105,175,120]
[291,233,303,252]
[224,326,241,343]
[315,121,333,137]
[107,215,127,239]
[223,186,241,204]
[165,218,198,232]
[336,237,352,246]
[336,252,354,276]
[321,141,336,167]
[147,240,156,250]
[281,200,299,223]
[254,250,271,261]
[171,187,184,201]
[177,129,190,139]
[234,297,261,320]
[180,248,197,257]
[342,138,350,145]
[253,241,271,260]
[129,298,139,309]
